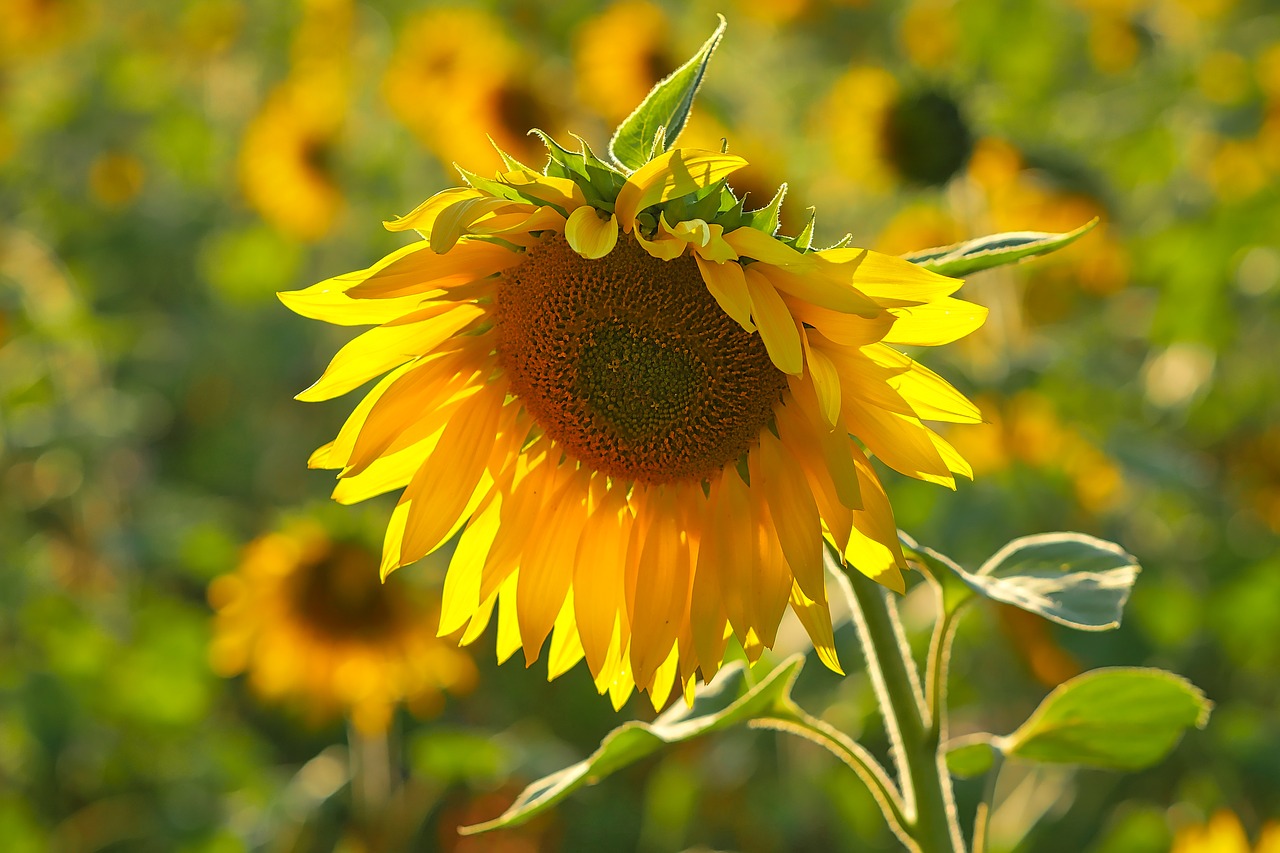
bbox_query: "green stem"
[753,708,912,845]
[972,750,1004,853]
[836,561,966,853]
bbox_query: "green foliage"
[906,219,1098,277]
[1002,668,1212,770]
[461,658,803,834]
[609,16,726,172]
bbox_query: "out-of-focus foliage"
[1,0,1277,850]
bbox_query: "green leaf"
[899,531,974,615]
[912,531,1141,631]
[793,207,817,251]
[744,184,787,235]
[904,218,1098,277]
[970,532,1141,631]
[459,657,803,835]
[944,734,998,778]
[1001,668,1211,770]
[609,16,726,172]
[530,130,625,208]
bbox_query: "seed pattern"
[496,233,787,484]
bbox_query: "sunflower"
[282,133,986,709]
[384,9,563,169]
[1171,810,1280,853]
[574,1,676,126]
[238,76,345,241]
[818,66,973,191]
[208,520,477,733]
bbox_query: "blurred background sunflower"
[2,0,1279,849]
[208,518,476,734]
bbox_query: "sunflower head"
[208,519,477,733]
[282,19,988,709]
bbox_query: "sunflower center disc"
[496,232,787,485]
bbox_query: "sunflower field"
[3,0,1279,851]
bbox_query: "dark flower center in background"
[882,89,973,186]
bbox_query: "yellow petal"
[757,430,825,605]
[846,449,907,593]
[758,263,881,317]
[693,223,738,264]
[789,580,843,675]
[574,483,631,678]
[627,490,692,691]
[846,403,956,488]
[744,265,803,375]
[499,171,587,211]
[801,333,842,426]
[723,227,807,266]
[614,149,749,230]
[439,495,503,636]
[742,470,793,649]
[517,472,590,664]
[495,573,522,664]
[884,297,988,346]
[278,279,435,326]
[565,206,619,259]
[645,643,681,709]
[863,344,984,424]
[818,248,964,306]
[636,224,688,260]
[689,485,730,681]
[396,389,503,565]
[784,297,893,347]
[547,591,586,680]
[295,303,484,402]
[782,378,861,511]
[345,241,523,299]
[694,257,756,332]
[383,187,485,233]
[430,196,523,253]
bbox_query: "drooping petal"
[383,187,486,233]
[517,471,591,664]
[626,489,693,691]
[789,580,843,675]
[694,257,755,332]
[801,332,842,426]
[574,481,631,678]
[547,592,587,680]
[757,430,825,604]
[846,449,907,593]
[565,206,619,259]
[744,265,803,375]
[396,387,504,566]
[439,495,503,637]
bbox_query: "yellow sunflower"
[383,9,563,168]
[1171,810,1280,853]
[208,520,477,733]
[282,131,987,709]
[238,75,345,241]
[818,66,974,190]
[574,1,677,125]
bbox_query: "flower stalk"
[838,555,966,853]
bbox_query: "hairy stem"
[835,559,966,853]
